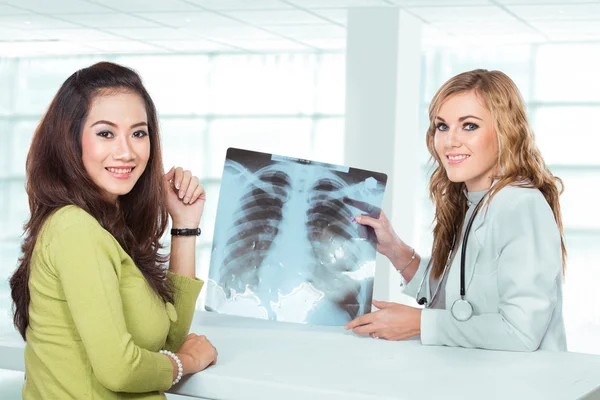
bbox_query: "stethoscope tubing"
[415,193,488,320]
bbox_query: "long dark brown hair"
[426,69,566,279]
[9,61,173,340]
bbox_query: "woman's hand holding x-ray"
[345,199,419,277]
[164,166,205,228]
[346,202,413,265]
[353,211,403,259]
[344,201,422,340]
[344,300,421,340]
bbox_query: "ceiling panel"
[148,39,239,52]
[0,14,80,30]
[226,39,314,50]
[265,24,346,39]
[136,11,241,28]
[0,0,597,56]
[495,0,598,4]
[55,13,162,28]
[507,4,600,20]
[184,0,293,10]
[390,0,491,5]
[224,9,332,24]
[286,0,392,8]
[2,0,112,14]
[184,25,280,39]
[35,28,124,42]
[406,5,515,22]
[87,0,202,13]
[108,27,201,41]
[310,9,348,24]
[0,4,30,15]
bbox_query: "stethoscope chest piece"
[451,298,473,321]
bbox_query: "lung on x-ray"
[205,148,388,326]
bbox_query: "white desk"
[2,311,600,400]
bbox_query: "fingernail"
[179,191,184,199]
[175,183,180,190]
[184,196,190,204]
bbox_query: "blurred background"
[1,0,599,395]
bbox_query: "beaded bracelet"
[160,349,183,386]
[397,248,416,287]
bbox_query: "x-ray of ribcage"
[206,148,388,326]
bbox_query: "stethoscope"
[415,194,487,322]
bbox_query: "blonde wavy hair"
[426,69,566,279]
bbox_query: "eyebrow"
[435,115,483,122]
[90,120,148,129]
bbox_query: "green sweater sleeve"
[164,272,203,353]
[47,213,174,393]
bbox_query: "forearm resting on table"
[164,352,193,382]
[169,235,196,279]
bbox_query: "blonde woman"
[345,69,567,352]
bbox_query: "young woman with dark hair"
[9,61,217,399]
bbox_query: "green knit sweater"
[23,205,203,399]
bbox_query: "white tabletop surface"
[2,311,600,400]
[166,312,600,400]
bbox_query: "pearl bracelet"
[160,350,183,386]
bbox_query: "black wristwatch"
[170,228,201,236]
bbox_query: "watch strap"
[171,228,201,236]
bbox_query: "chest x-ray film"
[205,148,388,326]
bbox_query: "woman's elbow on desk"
[95,367,136,393]
[420,309,547,352]
[87,343,173,393]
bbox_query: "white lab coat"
[403,185,567,352]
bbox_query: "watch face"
[205,147,388,326]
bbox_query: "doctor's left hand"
[344,300,422,340]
